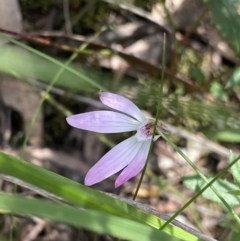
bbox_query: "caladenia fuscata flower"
[66,92,169,188]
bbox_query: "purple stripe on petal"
[66,111,140,133]
[115,139,151,188]
[100,92,146,122]
[85,135,142,186]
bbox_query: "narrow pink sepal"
[100,92,146,122]
[85,136,142,186]
[115,139,151,188]
[66,111,140,133]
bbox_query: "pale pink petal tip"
[84,176,94,186]
[99,92,146,122]
[84,136,141,186]
[114,140,151,188]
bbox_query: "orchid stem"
[133,33,167,200]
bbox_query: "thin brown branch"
[0,28,204,93]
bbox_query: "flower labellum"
[66,92,169,188]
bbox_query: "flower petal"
[66,111,140,133]
[115,139,151,188]
[85,135,142,186]
[100,92,146,122]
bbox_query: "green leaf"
[0,193,179,241]
[229,152,240,187]
[226,67,240,88]
[0,45,108,93]
[206,0,240,54]
[189,67,205,83]
[0,152,199,241]
[210,82,228,101]
[0,34,107,91]
[182,174,240,206]
[0,36,136,94]
[202,128,240,142]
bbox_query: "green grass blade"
[0,152,199,241]
[0,193,181,241]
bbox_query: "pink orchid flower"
[66,92,168,188]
